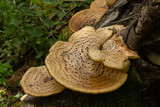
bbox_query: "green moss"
[58,25,73,41]
[13,101,34,107]
[95,67,143,107]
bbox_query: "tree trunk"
[95,0,160,105]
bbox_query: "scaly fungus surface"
[45,25,131,94]
[90,0,109,10]
[20,66,65,97]
[88,26,140,71]
[69,8,108,32]
[69,0,118,32]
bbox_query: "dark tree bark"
[95,0,160,104]
[95,0,160,80]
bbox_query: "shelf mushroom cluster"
[20,0,140,98]
[69,0,118,32]
[20,25,140,97]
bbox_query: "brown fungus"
[90,0,109,10]
[88,26,140,71]
[45,25,129,94]
[20,66,65,97]
[69,8,108,32]
[106,0,118,8]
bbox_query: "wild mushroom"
[45,25,133,94]
[88,26,140,71]
[106,0,118,8]
[90,0,109,10]
[69,8,108,32]
[69,0,118,32]
[20,66,65,97]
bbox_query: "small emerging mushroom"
[45,25,131,94]
[20,66,65,97]
[106,0,118,8]
[90,0,109,10]
[88,26,140,71]
[69,8,108,32]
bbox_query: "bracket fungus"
[69,8,108,32]
[90,0,109,10]
[106,0,118,8]
[88,26,140,71]
[20,66,65,97]
[69,0,118,32]
[45,25,137,94]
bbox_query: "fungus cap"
[106,0,117,8]
[90,0,109,10]
[45,25,129,94]
[69,8,108,32]
[88,26,140,71]
[20,66,65,97]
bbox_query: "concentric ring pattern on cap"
[20,66,65,97]
[45,26,128,94]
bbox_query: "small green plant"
[0,0,93,66]
[0,88,23,106]
[0,63,13,85]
